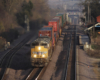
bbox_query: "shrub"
[91,44,100,50]
[0,22,5,33]
[0,37,6,49]
[0,29,19,42]
[16,1,33,27]
[92,32,98,38]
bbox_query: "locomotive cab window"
[40,43,47,46]
[31,42,39,47]
[41,43,48,48]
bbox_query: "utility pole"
[83,12,86,24]
[92,16,95,34]
[88,3,90,23]
[86,0,91,23]
[90,9,91,23]
[25,15,30,32]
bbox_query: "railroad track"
[23,25,76,80]
[25,66,47,80]
[25,68,43,80]
[0,31,37,80]
[62,25,76,80]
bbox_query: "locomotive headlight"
[33,54,37,58]
[42,54,45,58]
[38,46,41,50]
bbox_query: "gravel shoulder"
[77,46,100,80]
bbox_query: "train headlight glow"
[34,55,37,58]
[42,54,45,58]
[38,47,41,50]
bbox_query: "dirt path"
[77,46,100,80]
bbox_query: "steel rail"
[62,25,76,80]
[25,69,35,80]
[25,68,43,80]
[26,66,46,80]
[0,32,36,80]
[74,25,77,80]
[35,68,43,80]
[62,28,72,80]
[35,66,47,80]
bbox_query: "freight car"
[38,26,55,48]
[53,16,62,36]
[31,27,54,67]
[30,13,71,67]
[31,36,52,67]
[56,13,66,27]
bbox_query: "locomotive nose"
[35,46,42,51]
[31,46,48,58]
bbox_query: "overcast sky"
[48,0,82,9]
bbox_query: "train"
[30,13,71,67]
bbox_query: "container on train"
[38,26,55,46]
[58,13,65,23]
[52,18,60,33]
[56,14,64,27]
[53,16,62,27]
[53,17,62,36]
[54,32,59,42]
[55,16,62,27]
[48,19,59,33]
[57,13,66,25]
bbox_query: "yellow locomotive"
[31,36,53,67]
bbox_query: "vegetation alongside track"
[91,44,100,50]
[0,37,6,49]
[93,62,100,80]
[85,31,100,58]
[0,0,53,49]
